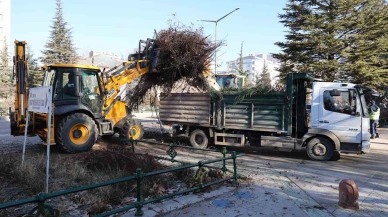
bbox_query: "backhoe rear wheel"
[55,113,98,153]
[119,118,144,142]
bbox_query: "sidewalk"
[122,171,333,217]
[160,172,333,217]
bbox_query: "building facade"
[0,0,11,66]
[226,54,281,86]
[77,51,124,71]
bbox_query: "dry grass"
[0,145,229,216]
[0,145,169,216]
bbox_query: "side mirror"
[330,89,341,96]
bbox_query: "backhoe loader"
[10,39,160,153]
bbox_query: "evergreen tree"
[26,45,38,70]
[257,60,271,87]
[238,42,244,75]
[27,45,44,87]
[0,36,11,85]
[236,41,249,87]
[41,0,77,65]
[0,37,12,99]
[342,0,388,89]
[237,42,248,75]
[273,0,388,90]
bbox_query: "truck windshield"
[357,88,370,118]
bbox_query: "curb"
[377,128,388,131]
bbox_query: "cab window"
[53,68,78,100]
[80,69,101,113]
[323,90,356,115]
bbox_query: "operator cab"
[42,64,103,116]
[216,74,245,89]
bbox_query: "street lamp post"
[198,7,240,75]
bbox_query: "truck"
[159,73,376,161]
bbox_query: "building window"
[252,67,255,71]
[0,15,2,22]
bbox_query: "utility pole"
[198,7,240,75]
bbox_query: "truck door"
[318,88,362,144]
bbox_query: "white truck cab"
[308,82,372,155]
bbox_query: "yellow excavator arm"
[99,39,159,114]
[10,40,29,136]
[101,60,153,111]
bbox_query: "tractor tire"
[306,137,334,161]
[119,118,144,141]
[189,129,208,149]
[55,113,98,153]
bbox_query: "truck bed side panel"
[159,93,211,125]
[222,94,286,132]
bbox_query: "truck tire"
[119,118,144,141]
[55,113,98,153]
[306,137,334,161]
[189,129,208,149]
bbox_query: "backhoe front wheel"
[119,118,144,142]
[55,113,98,153]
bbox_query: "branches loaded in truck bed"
[125,18,224,110]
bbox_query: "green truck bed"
[159,92,288,133]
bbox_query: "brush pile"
[125,19,224,110]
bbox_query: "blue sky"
[11,0,288,71]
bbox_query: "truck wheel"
[119,118,144,141]
[190,129,208,149]
[55,113,98,153]
[306,137,334,161]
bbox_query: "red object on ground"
[338,179,359,210]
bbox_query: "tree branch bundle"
[125,21,224,110]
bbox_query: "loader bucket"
[149,47,160,72]
[129,38,160,72]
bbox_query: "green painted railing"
[0,140,244,217]
[124,139,246,178]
